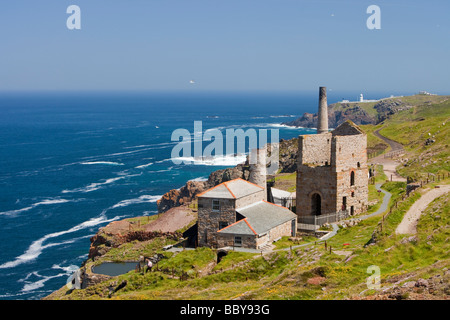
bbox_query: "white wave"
[62,176,125,193]
[0,198,72,217]
[147,166,174,173]
[20,271,66,292]
[189,176,208,182]
[269,115,297,118]
[124,142,177,150]
[172,154,247,166]
[268,123,314,130]
[0,214,122,269]
[80,161,124,166]
[110,195,162,209]
[135,162,153,169]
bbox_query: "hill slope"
[45,96,450,301]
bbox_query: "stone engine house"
[296,87,369,218]
[196,86,369,250]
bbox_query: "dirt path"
[373,128,404,152]
[395,185,450,235]
[369,128,406,182]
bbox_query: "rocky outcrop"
[156,164,251,213]
[283,104,374,129]
[88,220,182,260]
[282,99,412,129]
[156,138,299,213]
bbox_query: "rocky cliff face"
[282,99,411,129]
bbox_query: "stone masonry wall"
[235,189,265,209]
[298,133,332,166]
[332,134,368,215]
[197,198,236,247]
[296,165,337,217]
[296,131,368,218]
[216,233,257,249]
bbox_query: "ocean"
[0,90,334,299]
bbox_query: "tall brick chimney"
[317,86,329,134]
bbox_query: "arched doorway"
[311,193,322,216]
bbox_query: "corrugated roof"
[217,200,297,236]
[197,178,264,199]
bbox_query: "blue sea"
[0,90,348,299]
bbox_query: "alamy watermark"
[366,265,381,290]
[367,5,381,30]
[170,121,279,174]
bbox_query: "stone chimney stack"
[249,147,267,199]
[317,86,329,134]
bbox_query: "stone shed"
[217,200,297,249]
[197,178,297,249]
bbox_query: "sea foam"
[0,215,122,270]
[0,199,72,217]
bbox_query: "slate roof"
[197,178,264,199]
[217,200,297,236]
[331,120,364,136]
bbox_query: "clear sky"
[0,0,449,94]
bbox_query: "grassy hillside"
[378,99,450,180]
[46,95,450,301]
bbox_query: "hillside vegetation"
[46,95,450,300]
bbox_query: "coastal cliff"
[282,98,413,128]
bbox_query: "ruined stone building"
[196,86,368,249]
[296,87,369,218]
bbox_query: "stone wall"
[216,218,295,249]
[265,219,296,243]
[332,134,368,215]
[235,189,265,209]
[296,131,368,218]
[296,165,337,216]
[197,198,236,247]
[216,233,257,249]
[298,133,332,166]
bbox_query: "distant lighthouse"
[359,94,364,102]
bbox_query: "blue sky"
[0,0,449,94]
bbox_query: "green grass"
[377,99,450,180]
[46,95,450,301]
[272,172,296,192]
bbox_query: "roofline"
[223,181,237,199]
[217,217,255,234]
[236,178,265,190]
[196,182,224,198]
[196,177,264,199]
[243,218,258,235]
[262,199,291,211]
